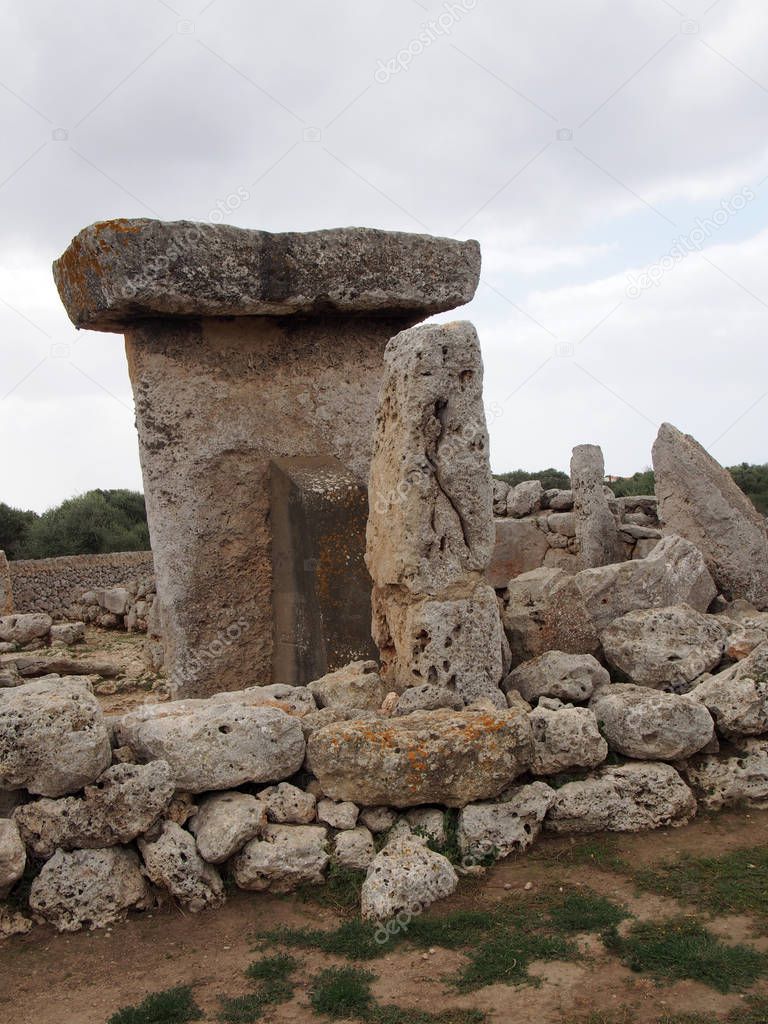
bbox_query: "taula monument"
[52,220,481,697]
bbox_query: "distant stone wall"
[8,551,155,618]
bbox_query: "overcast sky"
[2,0,767,512]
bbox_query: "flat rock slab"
[53,220,481,330]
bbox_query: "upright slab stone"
[652,423,768,609]
[0,552,12,615]
[570,445,622,568]
[54,220,480,695]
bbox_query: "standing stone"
[0,552,12,615]
[366,321,503,705]
[53,221,480,696]
[652,423,768,609]
[570,445,622,568]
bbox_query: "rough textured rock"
[259,782,317,824]
[570,445,622,568]
[0,551,12,615]
[0,905,32,939]
[359,806,398,833]
[360,834,458,921]
[0,613,52,645]
[307,708,533,808]
[394,683,464,716]
[486,518,550,588]
[308,662,387,711]
[0,819,25,896]
[231,824,329,892]
[138,821,224,912]
[502,651,610,704]
[590,685,714,760]
[29,847,151,931]
[506,480,543,519]
[189,792,267,863]
[653,423,768,609]
[333,827,375,870]
[317,799,359,830]
[545,762,697,833]
[601,605,728,690]
[457,783,555,859]
[404,807,446,845]
[0,678,111,797]
[13,761,175,859]
[501,568,600,665]
[116,701,305,792]
[50,622,86,645]
[529,704,608,775]
[300,707,377,740]
[206,684,317,717]
[683,739,768,810]
[690,643,768,740]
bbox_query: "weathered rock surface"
[0,614,52,645]
[308,662,387,711]
[50,622,86,645]
[502,651,610,704]
[300,707,377,740]
[360,834,458,921]
[590,685,714,760]
[259,782,317,824]
[189,792,267,863]
[29,847,151,931]
[0,905,32,939]
[457,782,555,859]
[506,480,543,519]
[601,605,727,690]
[0,819,25,896]
[529,704,608,775]
[545,762,697,833]
[690,643,768,740]
[333,827,375,870]
[206,684,317,717]
[0,678,111,797]
[486,518,550,588]
[138,821,224,912]
[404,807,446,845]
[317,799,359,830]
[394,683,464,716]
[683,739,768,810]
[116,701,305,792]
[359,806,398,833]
[653,423,768,609]
[307,708,533,808]
[571,445,622,568]
[0,551,11,616]
[501,568,599,665]
[13,761,175,858]
[231,824,329,892]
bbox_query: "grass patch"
[634,847,768,929]
[217,995,268,1024]
[454,928,575,992]
[255,918,387,960]
[218,953,298,1022]
[545,887,628,934]
[299,863,366,912]
[371,1011,485,1023]
[532,835,627,872]
[243,952,297,987]
[605,916,767,993]
[310,966,375,1019]
[108,986,203,1024]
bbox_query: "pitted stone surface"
[529,704,608,775]
[683,739,768,810]
[571,445,622,568]
[590,685,714,760]
[502,651,610,704]
[690,642,768,740]
[360,834,457,921]
[0,819,25,896]
[189,792,267,863]
[457,783,555,858]
[231,824,329,893]
[501,568,599,665]
[308,662,387,711]
[139,820,224,912]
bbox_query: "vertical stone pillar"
[0,551,13,614]
[365,321,507,707]
[571,444,622,568]
[53,220,480,695]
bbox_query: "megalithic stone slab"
[570,444,622,568]
[53,221,480,696]
[652,423,768,609]
[270,456,377,685]
[0,552,12,615]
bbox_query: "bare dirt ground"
[3,808,768,1024]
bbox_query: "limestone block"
[457,782,555,859]
[501,568,600,665]
[231,824,329,892]
[502,651,610,704]
[393,684,464,716]
[492,479,510,516]
[189,792,267,863]
[333,827,375,870]
[358,806,398,834]
[138,821,224,911]
[308,661,387,711]
[590,685,714,760]
[299,707,378,740]
[689,642,768,740]
[529,704,608,775]
[0,820,25,896]
[317,799,359,830]
[259,782,317,824]
[404,807,446,845]
[50,622,86,645]
[683,739,768,810]
[360,834,457,921]
[506,480,543,519]
[0,613,52,645]
[570,445,622,568]
[485,518,550,588]
[0,552,12,615]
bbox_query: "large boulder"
[0,819,25,896]
[486,518,550,588]
[189,792,267,864]
[590,685,714,760]
[600,605,728,690]
[457,782,555,859]
[29,846,152,931]
[13,761,175,859]
[0,613,52,645]
[206,684,317,717]
[529,703,608,775]
[570,445,622,568]
[360,834,458,921]
[393,683,464,716]
[683,739,768,810]
[0,678,111,797]
[506,480,543,519]
[652,423,768,609]
[501,568,600,665]
[545,762,697,833]
[689,642,768,740]
[116,700,305,792]
[231,824,329,893]
[307,662,387,711]
[138,821,224,912]
[502,651,610,704]
[307,708,533,808]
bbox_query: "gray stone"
[360,834,458,921]
[96,588,131,616]
[300,707,378,740]
[404,807,446,845]
[139,821,224,912]
[0,678,111,797]
[394,684,464,716]
[492,479,510,516]
[689,642,768,740]
[307,707,533,808]
[485,518,550,588]
[116,700,305,793]
[502,651,610,704]
[546,490,574,512]
[308,661,387,711]
[189,792,267,863]
[457,782,555,859]
[333,827,375,870]
[653,423,768,609]
[358,806,398,833]
[601,605,728,691]
[317,798,359,830]
[590,685,714,760]
[0,614,52,645]
[506,480,543,519]
[570,445,622,568]
[206,683,317,717]
[683,739,768,810]
[501,568,600,665]
[29,847,152,931]
[0,820,25,896]
[545,762,697,833]
[259,782,317,824]
[231,824,329,892]
[529,704,608,775]
[50,622,86,645]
